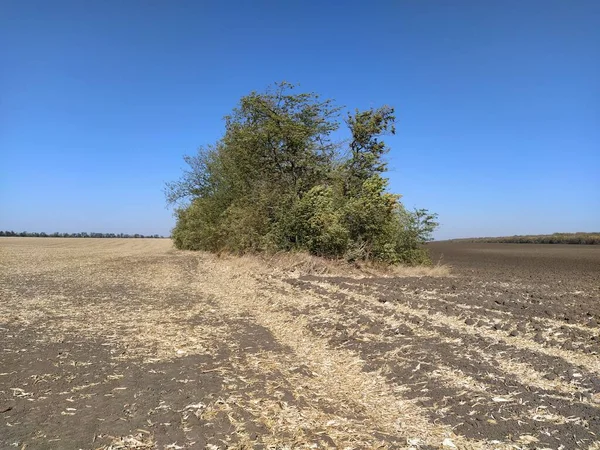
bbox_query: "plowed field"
[1,239,599,449]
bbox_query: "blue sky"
[1,1,598,239]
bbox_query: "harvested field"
[1,238,599,449]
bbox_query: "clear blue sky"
[1,1,598,239]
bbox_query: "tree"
[344,106,395,196]
[167,82,343,252]
[407,208,440,243]
[165,82,340,206]
[166,83,439,265]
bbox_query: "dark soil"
[1,239,599,449]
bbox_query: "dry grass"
[185,255,461,447]
[99,433,155,450]
[222,249,451,278]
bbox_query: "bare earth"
[1,239,599,449]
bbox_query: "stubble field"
[1,238,599,449]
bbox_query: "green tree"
[166,83,439,265]
[344,106,395,196]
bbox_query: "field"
[1,239,599,449]
[445,232,600,245]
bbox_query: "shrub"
[166,83,439,265]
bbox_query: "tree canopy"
[166,83,438,265]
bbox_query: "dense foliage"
[0,231,164,238]
[448,232,600,245]
[166,83,438,265]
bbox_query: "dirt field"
[1,239,599,449]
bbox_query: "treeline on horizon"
[0,231,166,239]
[447,232,600,245]
[166,82,439,265]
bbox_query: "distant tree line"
[0,231,166,239]
[448,232,599,245]
[166,82,439,265]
